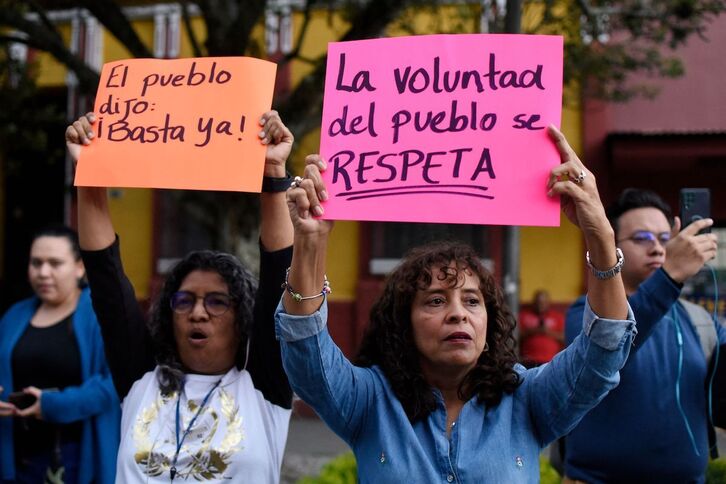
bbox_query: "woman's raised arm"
[68,114,154,399]
[546,125,628,320]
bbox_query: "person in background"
[563,188,723,483]
[67,110,294,483]
[0,226,119,483]
[519,289,564,367]
[275,126,636,482]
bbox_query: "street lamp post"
[503,0,522,330]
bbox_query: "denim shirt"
[275,298,636,483]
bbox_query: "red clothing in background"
[519,308,564,365]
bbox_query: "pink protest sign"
[319,34,563,226]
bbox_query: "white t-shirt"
[116,367,290,483]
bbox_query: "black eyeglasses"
[170,291,233,316]
[618,230,671,247]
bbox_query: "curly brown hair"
[356,241,521,422]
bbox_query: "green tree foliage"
[3,1,725,131]
[0,54,64,173]
[297,453,357,484]
[297,453,726,483]
[707,457,726,484]
[539,0,726,100]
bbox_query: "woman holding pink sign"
[276,126,636,482]
[66,110,294,483]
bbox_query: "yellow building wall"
[520,212,585,304]
[36,23,71,87]
[107,189,154,297]
[178,18,207,58]
[326,221,360,300]
[104,25,142,61]
[520,101,584,304]
[289,10,350,88]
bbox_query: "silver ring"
[574,170,586,184]
[289,176,303,189]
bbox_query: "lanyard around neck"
[170,378,222,481]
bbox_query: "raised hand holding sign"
[74,57,276,192]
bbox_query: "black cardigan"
[81,237,293,409]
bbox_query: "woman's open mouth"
[188,330,209,346]
[444,332,472,343]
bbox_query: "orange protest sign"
[74,57,276,192]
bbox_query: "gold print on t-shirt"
[134,392,173,476]
[133,388,245,480]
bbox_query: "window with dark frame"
[368,222,495,275]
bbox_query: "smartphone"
[680,188,711,234]
[8,392,37,410]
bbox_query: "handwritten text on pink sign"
[320,34,563,226]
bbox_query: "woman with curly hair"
[66,110,294,483]
[355,241,521,422]
[276,126,636,482]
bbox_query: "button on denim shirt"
[275,299,635,483]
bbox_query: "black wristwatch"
[261,172,292,193]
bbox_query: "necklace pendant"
[170,466,177,480]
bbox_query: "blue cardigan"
[0,289,120,483]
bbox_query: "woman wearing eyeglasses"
[66,110,294,483]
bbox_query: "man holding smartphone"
[563,188,723,483]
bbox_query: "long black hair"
[356,241,521,422]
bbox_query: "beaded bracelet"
[282,268,331,302]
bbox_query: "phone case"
[8,392,37,410]
[680,188,711,234]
